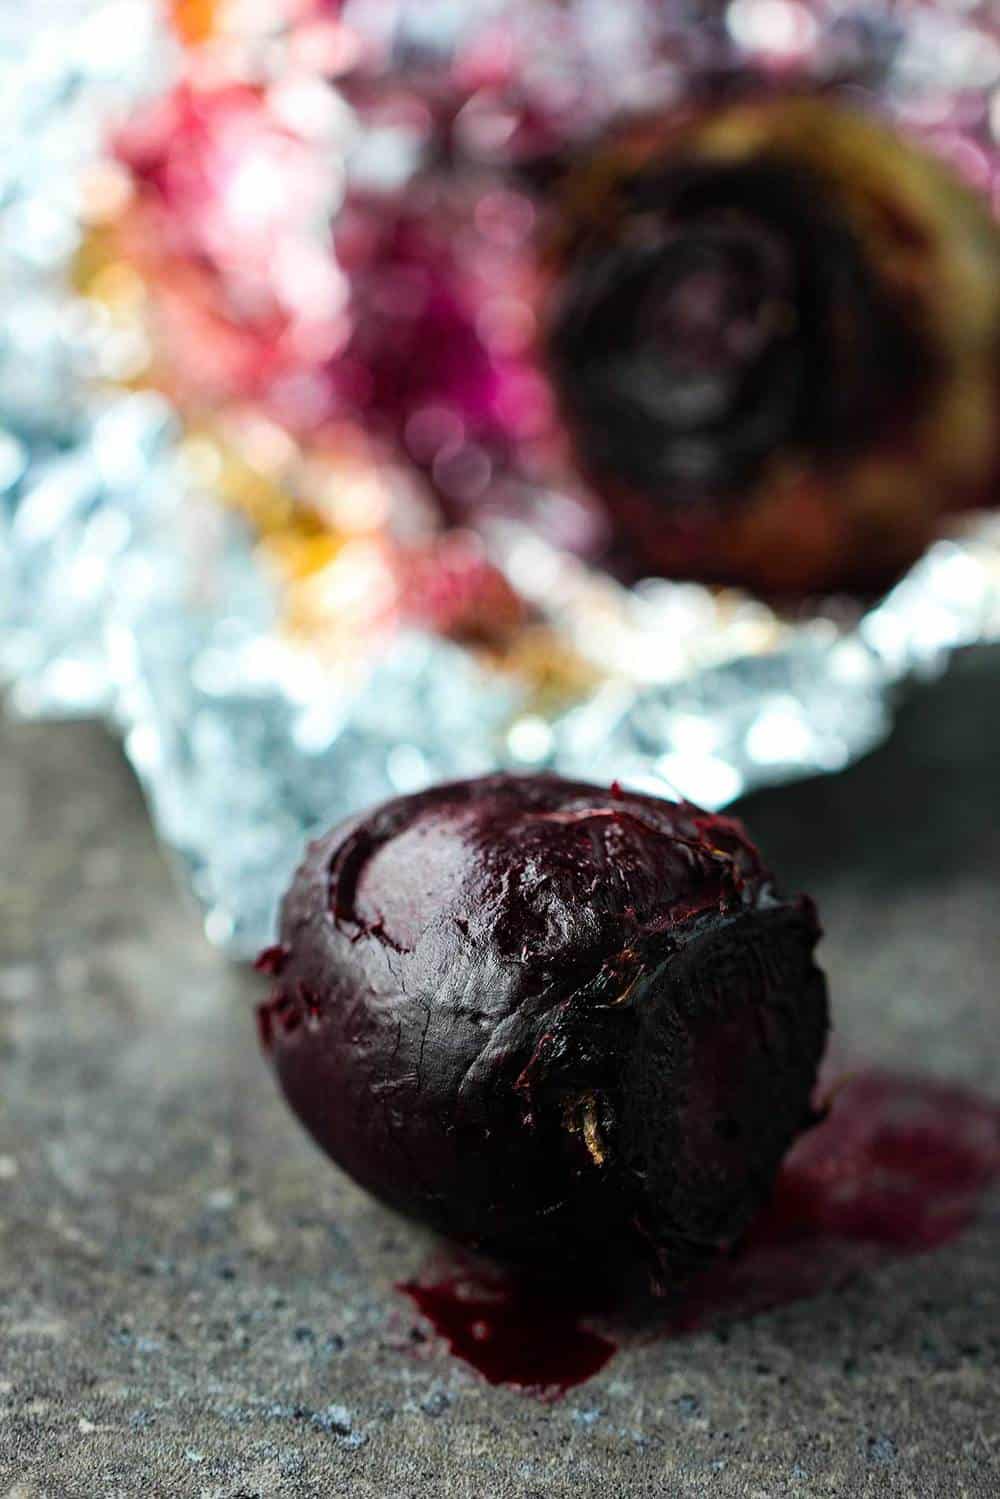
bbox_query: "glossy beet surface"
[258,775,828,1278]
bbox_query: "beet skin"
[258,775,828,1279]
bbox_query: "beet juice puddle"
[398,1068,1000,1398]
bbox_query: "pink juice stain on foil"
[398,1069,1000,1397]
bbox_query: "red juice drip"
[399,1070,999,1395]
[399,1273,616,1397]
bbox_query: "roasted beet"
[258,775,828,1279]
[544,96,1000,595]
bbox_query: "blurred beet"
[544,96,1000,595]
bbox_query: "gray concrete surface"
[1,649,998,1498]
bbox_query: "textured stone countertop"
[1,649,998,1498]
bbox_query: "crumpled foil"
[2,0,999,955]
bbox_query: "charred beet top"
[258,774,828,1279]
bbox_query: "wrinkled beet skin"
[260,775,828,1277]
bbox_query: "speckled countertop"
[1,649,998,1498]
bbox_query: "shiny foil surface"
[2,0,999,954]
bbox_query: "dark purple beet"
[258,774,828,1279]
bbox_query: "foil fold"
[2,0,999,955]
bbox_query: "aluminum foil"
[2,0,1000,956]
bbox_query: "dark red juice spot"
[398,1272,616,1398]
